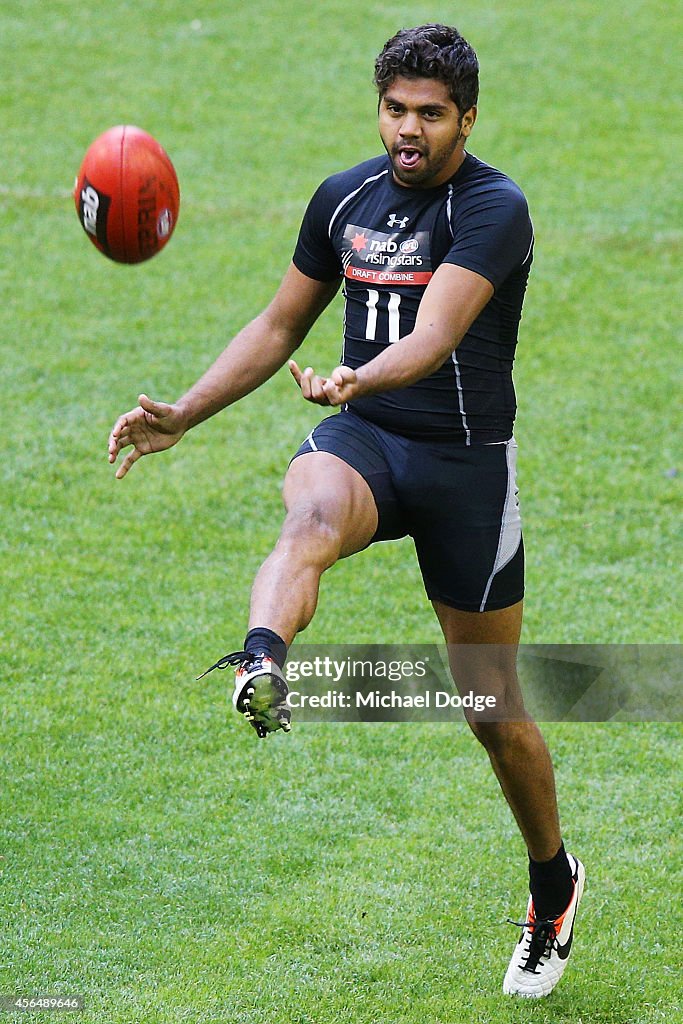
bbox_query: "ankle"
[528,841,573,919]
[244,627,288,669]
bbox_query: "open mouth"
[397,147,424,169]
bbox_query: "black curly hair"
[374,24,479,115]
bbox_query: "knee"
[454,668,528,751]
[278,503,342,567]
[467,716,509,752]
[466,714,530,755]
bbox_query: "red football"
[74,125,180,264]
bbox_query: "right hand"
[108,394,187,479]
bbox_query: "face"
[378,76,476,188]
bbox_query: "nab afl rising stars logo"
[342,223,432,286]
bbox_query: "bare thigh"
[282,450,379,558]
[433,599,527,720]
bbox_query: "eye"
[423,110,441,120]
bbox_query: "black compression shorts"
[292,409,524,613]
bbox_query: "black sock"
[244,627,288,669]
[528,842,573,920]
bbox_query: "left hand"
[288,360,358,406]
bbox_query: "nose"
[398,111,422,139]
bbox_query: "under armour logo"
[387,213,409,229]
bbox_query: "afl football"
[74,125,179,264]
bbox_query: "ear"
[461,106,477,137]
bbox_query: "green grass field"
[1,1,681,1021]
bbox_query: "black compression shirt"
[293,152,534,443]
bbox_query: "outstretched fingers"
[108,403,147,472]
[288,359,331,405]
[108,414,131,463]
[107,393,185,479]
[115,447,142,480]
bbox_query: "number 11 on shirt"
[365,289,402,343]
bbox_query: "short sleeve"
[292,181,343,282]
[443,183,533,291]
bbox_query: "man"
[108,24,584,998]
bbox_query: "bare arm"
[108,264,340,477]
[177,264,340,427]
[289,263,493,404]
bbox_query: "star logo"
[351,232,368,252]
